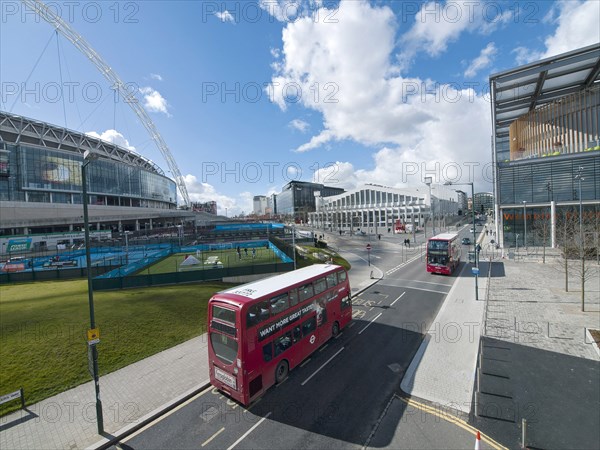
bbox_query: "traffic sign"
[366,243,371,251]
[87,328,100,345]
[472,267,480,275]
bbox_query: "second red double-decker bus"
[426,233,461,275]
[207,264,352,405]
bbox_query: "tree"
[555,208,599,310]
[534,208,552,264]
[555,209,577,292]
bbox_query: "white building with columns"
[309,183,459,233]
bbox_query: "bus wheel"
[332,321,340,337]
[275,360,288,384]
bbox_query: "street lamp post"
[575,167,585,311]
[124,230,131,264]
[81,150,103,435]
[424,177,435,237]
[291,224,296,270]
[523,200,527,250]
[445,181,478,300]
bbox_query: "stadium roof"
[490,43,600,138]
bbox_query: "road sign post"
[366,243,371,266]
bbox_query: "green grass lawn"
[0,279,232,415]
[141,247,281,275]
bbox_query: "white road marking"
[300,347,345,386]
[358,312,382,335]
[390,292,406,306]
[202,427,225,447]
[226,412,272,450]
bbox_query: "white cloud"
[312,161,359,190]
[215,10,235,23]
[259,0,303,22]
[398,1,512,71]
[511,46,544,66]
[184,174,252,216]
[289,118,309,132]
[513,1,600,66]
[269,0,492,188]
[85,129,135,151]
[150,73,163,81]
[542,0,600,58]
[140,86,171,117]
[464,42,497,78]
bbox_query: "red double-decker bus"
[207,264,352,405]
[426,233,461,275]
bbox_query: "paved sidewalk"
[400,229,491,413]
[0,256,380,450]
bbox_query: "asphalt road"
[116,229,491,450]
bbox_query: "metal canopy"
[490,43,600,136]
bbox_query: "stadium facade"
[0,112,199,250]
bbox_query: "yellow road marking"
[398,396,507,450]
[201,427,225,447]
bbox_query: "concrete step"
[475,392,517,423]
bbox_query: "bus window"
[342,294,351,309]
[274,331,293,356]
[326,273,337,288]
[302,316,316,336]
[210,333,238,365]
[213,305,236,324]
[337,271,347,283]
[259,302,270,321]
[289,288,299,307]
[263,342,273,362]
[270,293,289,315]
[292,326,301,343]
[313,277,327,294]
[247,301,270,328]
[298,283,313,302]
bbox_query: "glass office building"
[490,44,600,249]
[275,181,345,221]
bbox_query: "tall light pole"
[445,181,478,300]
[81,149,103,434]
[291,224,297,270]
[424,177,435,236]
[124,230,131,264]
[522,200,527,250]
[575,167,585,311]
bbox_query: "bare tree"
[534,208,552,264]
[555,209,577,292]
[556,208,599,310]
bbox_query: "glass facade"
[276,181,344,217]
[498,154,600,205]
[498,153,600,248]
[1,143,176,208]
[502,204,600,248]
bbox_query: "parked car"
[462,237,471,245]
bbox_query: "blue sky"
[1,0,599,215]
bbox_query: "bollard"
[521,418,527,449]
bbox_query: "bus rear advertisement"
[207,264,352,405]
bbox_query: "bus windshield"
[427,240,449,252]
